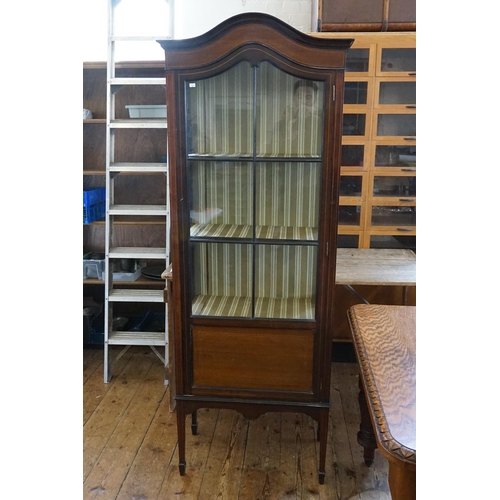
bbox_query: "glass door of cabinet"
[185,60,326,320]
[377,47,416,76]
[375,79,416,108]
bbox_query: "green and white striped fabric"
[192,242,317,319]
[187,61,324,319]
[187,61,324,157]
[190,161,320,235]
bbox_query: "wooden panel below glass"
[192,325,314,392]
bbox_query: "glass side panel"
[340,176,362,196]
[373,176,416,197]
[185,61,254,156]
[344,82,368,104]
[337,234,359,248]
[346,49,370,72]
[256,61,325,157]
[370,235,416,251]
[343,114,366,135]
[380,48,416,73]
[191,242,253,317]
[377,114,416,136]
[255,244,317,319]
[375,145,416,167]
[339,206,361,225]
[371,206,416,226]
[379,82,416,105]
[256,162,320,241]
[189,161,253,238]
[341,145,364,166]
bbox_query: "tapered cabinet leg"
[318,409,329,484]
[191,410,198,435]
[176,402,186,475]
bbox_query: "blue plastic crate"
[83,187,106,223]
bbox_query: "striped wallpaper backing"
[186,61,325,319]
[187,61,324,157]
[190,161,320,235]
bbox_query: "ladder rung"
[107,330,166,346]
[109,247,167,259]
[110,119,167,129]
[108,289,164,303]
[109,204,167,216]
[109,163,168,173]
[110,77,165,86]
[110,35,171,42]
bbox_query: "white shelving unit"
[104,0,171,382]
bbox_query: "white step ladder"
[104,0,172,383]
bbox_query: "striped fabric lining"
[192,243,317,318]
[187,61,324,319]
[255,297,315,319]
[190,161,320,231]
[192,295,253,317]
[187,61,324,157]
[192,295,314,319]
[190,224,318,241]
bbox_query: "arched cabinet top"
[157,13,353,71]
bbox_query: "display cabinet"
[315,31,416,251]
[158,13,352,484]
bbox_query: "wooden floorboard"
[83,346,389,499]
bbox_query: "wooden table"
[347,304,416,500]
[336,248,416,305]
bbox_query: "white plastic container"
[125,105,167,118]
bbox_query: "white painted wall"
[173,0,315,39]
[82,0,315,61]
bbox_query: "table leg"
[356,375,377,466]
[388,461,416,500]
